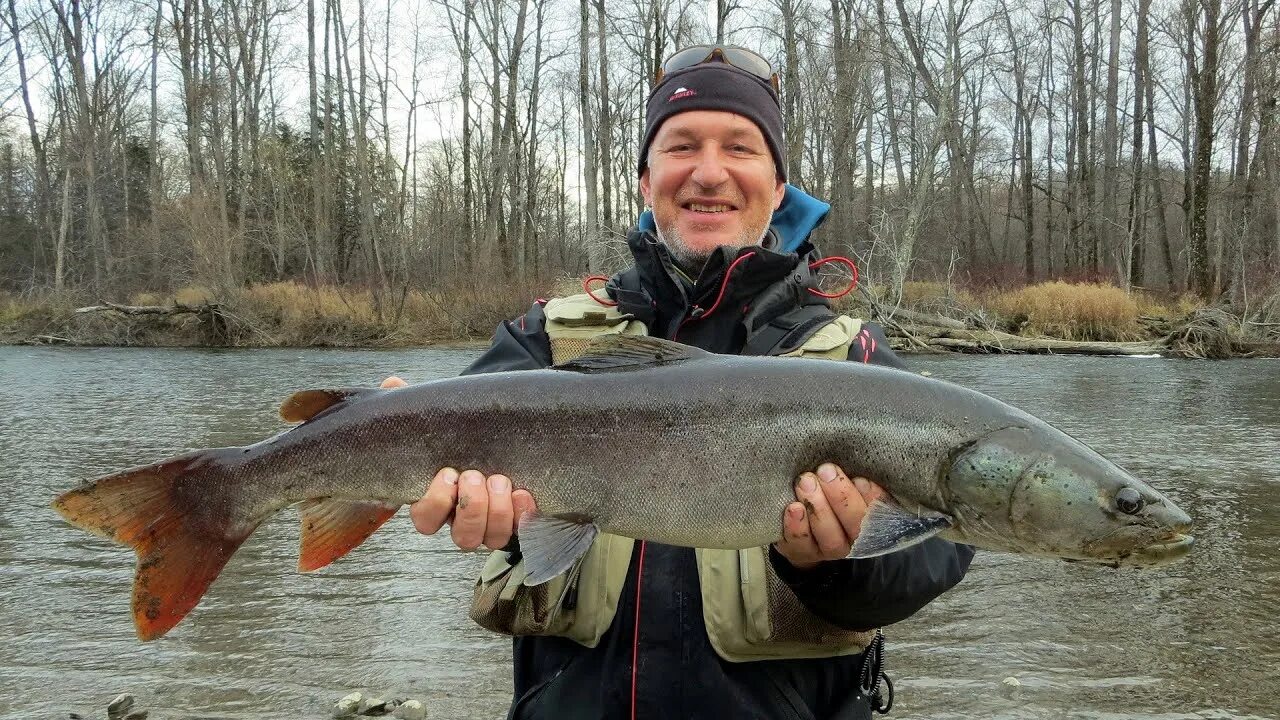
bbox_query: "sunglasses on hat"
[656,45,780,92]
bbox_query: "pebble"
[393,700,426,720]
[335,692,363,717]
[1002,676,1021,688]
[107,694,136,720]
[358,697,395,716]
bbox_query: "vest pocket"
[469,535,634,648]
[697,548,876,662]
[470,551,577,637]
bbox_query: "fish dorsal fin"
[279,388,376,423]
[297,498,400,572]
[554,335,711,374]
[849,497,954,558]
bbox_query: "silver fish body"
[53,336,1193,640]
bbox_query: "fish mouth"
[1129,532,1195,565]
[1082,532,1194,568]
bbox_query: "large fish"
[53,336,1193,640]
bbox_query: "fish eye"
[1115,487,1145,515]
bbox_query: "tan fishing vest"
[469,293,877,662]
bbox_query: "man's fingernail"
[488,475,510,493]
[817,464,838,482]
[799,474,817,493]
[441,468,459,485]
[853,476,871,495]
[788,505,805,521]
[464,471,484,486]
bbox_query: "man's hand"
[774,463,885,570]
[381,376,537,551]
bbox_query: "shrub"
[984,281,1144,341]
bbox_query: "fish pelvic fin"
[518,512,599,585]
[51,450,261,641]
[850,498,953,558]
[297,498,400,572]
[553,336,711,374]
[279,387,379,423]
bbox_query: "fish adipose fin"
[297,498,400,572]
[518,512,599,585]
[51,450,263,641]
[850,498,953,558]
[279,388,380,423]
[554,336,711,374]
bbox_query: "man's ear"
[773,179,786,210]
[640,169,653,206]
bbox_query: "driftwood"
[882,323,1169,356]
[871,305,970,331]
[74,301,230,345]
[75,300,215,316]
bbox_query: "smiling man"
[394,45,974,719]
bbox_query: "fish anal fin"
[849,499,953,559]
[297,498,400,572]
[554,336,711,374]
[51,451,261,641]
[279,388,375,423]
[518,512,599,585]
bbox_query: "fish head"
[943,426,1193,566]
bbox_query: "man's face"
[640,110,785,268]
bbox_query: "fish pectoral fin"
[517,512,599,586]
[849,499,953,558]
[279,388,379,423]
[297,498,400,572]
[553,336,711,374]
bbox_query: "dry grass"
[982,281,1147,341]
[0,277,1225,350]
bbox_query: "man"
[387,45,974,719]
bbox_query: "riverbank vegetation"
[6,278,1278,359]
[1,0,1278,356]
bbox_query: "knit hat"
[638,63,786,181]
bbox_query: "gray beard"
[655,223,770,273]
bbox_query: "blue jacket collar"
[635,184,830,254]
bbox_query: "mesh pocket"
[762,561,876,648]
[469,554,577,637]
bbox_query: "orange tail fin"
[51,451,260,641]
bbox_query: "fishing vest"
[469,293,877,662]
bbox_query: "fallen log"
[882,323,1169,356]
[870,305,969,330]
[75,300,216,316]
[74,301,230,345]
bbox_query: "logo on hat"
[668,86,697,102]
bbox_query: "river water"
[0,346,1276,720]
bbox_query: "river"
[1,346,1276,719]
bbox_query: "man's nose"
[689,146,730,188]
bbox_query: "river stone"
[392,700,426,720]
[123,712,149,720]
[1001,676,1021,688]
[107,694,135,720]
[335,692,363,717]
[358,697,394,715]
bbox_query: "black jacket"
[463,229,975,720]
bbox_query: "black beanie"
[639,63,786,182]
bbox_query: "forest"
[1,0,1277,345]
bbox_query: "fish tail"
[52,449,260,641]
